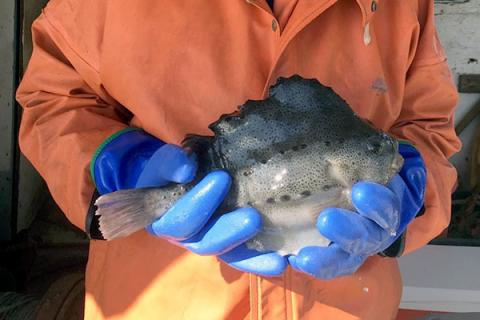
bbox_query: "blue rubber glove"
[92,129,287,276]
[288,142,426,279]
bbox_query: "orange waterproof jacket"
[17,0,461,319]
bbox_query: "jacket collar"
[355,0,380,26]
[247,0,379,26]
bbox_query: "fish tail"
[94,187,176,240]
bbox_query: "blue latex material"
[288,143,426,279]
[93,130,165,195]
[146,170,233,240]
[181,207,262,255]
[93,129,286,276]
[220,244,287,277]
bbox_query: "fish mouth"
[388,137,404,174]
[388,138,404,176]
[392,153,404,172]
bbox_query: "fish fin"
[182,134,213,154]
[95,189,161,240]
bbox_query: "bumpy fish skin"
[96,76,403,255]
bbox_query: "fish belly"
[245,189,346,255]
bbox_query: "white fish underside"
[245,188,347,255]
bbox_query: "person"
[16,0,461,319]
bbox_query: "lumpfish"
[95,76,403,255]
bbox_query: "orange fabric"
[272,0,299,31]
[17,0,460,319]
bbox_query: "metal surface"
[22,0,50,69]
[399,1,480,313]
[435,0,470,3]
[435,0,480,189]
[0,292,39,320]
[0,0,18,241]
[36,273,85,320]
[17,0,51,234]
[416,314,480,320]
[458,74,480,93]
[399,245,480,312]
[455,99,480,134]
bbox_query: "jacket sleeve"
[389,0,462,254]
[16,8,130,231]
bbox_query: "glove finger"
[147,170,231,239]
[137,144,197,188]
[402,165,426,205]
[391,167,425,212]
[182,207,262,256]
[351,181,400,232]
[219,244,287,277]
[398,143,426,208]
[288,244,366,280]
[387,174,423,236]
[317,208,388,255]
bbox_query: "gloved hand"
[92,129,287,276]
[288,142,426,279]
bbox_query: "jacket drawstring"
[363,22,371,45]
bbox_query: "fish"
[94,75,403,255]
